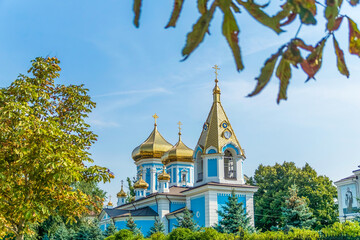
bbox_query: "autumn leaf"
[133,0,142,28]
[293,38,315,52]
[276,57,292,103]
[248,48,283,97]
[219,0,244,71]
[237,0,284,34]
[333,36,349,77]
[165,0,185,28]
[301,38,326,81]
[182,3,216,60]
[348,17,360,57]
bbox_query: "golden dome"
[158,166,171,181]
[117,182,127,198]
[162,123,194,165]
[107,201,113,207]
[132,115,173,161]
[134,175,149,189]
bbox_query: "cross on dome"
[152,113,159,126]
[212,64,220,82]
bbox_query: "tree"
[132,0,360,103]
[248,162,337,231]
[148,217,165,236]
[104,223,118,237]
[0,57,113,240]
[215,190,254,234]
[174,207,198,232]
[126,177,136,203]
[74,219,104,240]
[280,184,316,231]
[126,214,141,235]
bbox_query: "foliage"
[167,228,194,240]
[74,220,104,240]
[104,223,118,237]
[148,232,166,240]
[132,0,360,103]
[0,57,113,239]
[320,221,360,237]
[248,162,337,231]
[104,229,135,240]
[280,184,316,230]
[174,208,199,232]
[126,177,136,203]
[215,190,254,234]
[149,218,165,236]
[126,214,142,236]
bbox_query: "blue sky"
[1,0,359,201]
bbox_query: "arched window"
[224,149,236,179]
[197,153,203,182]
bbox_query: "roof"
[165,207,187,217]
[182,181,258,193]
[334,175,356,183]
[104,206,158,218]
[195,80,245,156]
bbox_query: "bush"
[167,228,194,240]
[105,229,143,240]
[148,232,166,240]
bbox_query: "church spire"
[177,121,182,141]
[212,64,221,103]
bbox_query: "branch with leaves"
[132,0,360,103]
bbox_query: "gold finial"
[177,121,182,140]
[213,64,220,82]
[152,113,159,126]
[138,166,143,178]
[121,180,124,188]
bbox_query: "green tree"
[174,207,198,232]
[126,214,141,236]
[249,162,337,231]
[215,190,254,234]
[126,177,136,203]
[0,57,113,240]
[104,223,118,238]
[148,218,165,236]
[280,184,316,230]
[74,220,104,240]
[132,0,360,103]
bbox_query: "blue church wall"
[207,159,217,177]
[100,223,106,231]
[190,195,205,227]
[146,168,151,190]
[149,204,158,213]
[207,149,217,154]
[222,143,239,155]
[217,193,246,221]
[114,220,126,230]
[168,218,178,232]
[194,146,203,159]
[173,168,176,183]
[170,202,186,212]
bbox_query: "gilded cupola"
[117,181,127,198]
[158,165,171,181]
[134,172,149,189]
[162,122,194,165]
[132,114,173,161]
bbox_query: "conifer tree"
[215,190,254,234]
[126,214,141,235]
[149,217,165,235]
[174,207,198,232]
[281,184,316,230]
[103,222,117,237]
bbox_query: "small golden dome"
[107,201,113,206]
[117,183,127,198]
[158,167,171,181]
[134,175,149,189]
[162,123,194,165]
[132,115,173,161]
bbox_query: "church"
[98,66,258,235]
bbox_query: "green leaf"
[333,36,349,77]
[220,1,244,71]
[348,17,360,57]
[237,0,284,34]
[197,0,208,14]
[299,6,316,25]
[248,49,282,97]
[133,0,142,28]
[165,0,185,28]
[325,0,340,31]
[276,58,291,103]
[181,3,216,60]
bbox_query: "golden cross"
[212,64,220,80]
[139,166,143,178]
[152,113,159,126]
[177,121,182,133]
[121,180,124,188]
[109,195,112,202]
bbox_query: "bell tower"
[193,65,246,186]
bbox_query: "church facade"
[98,67,258,235]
